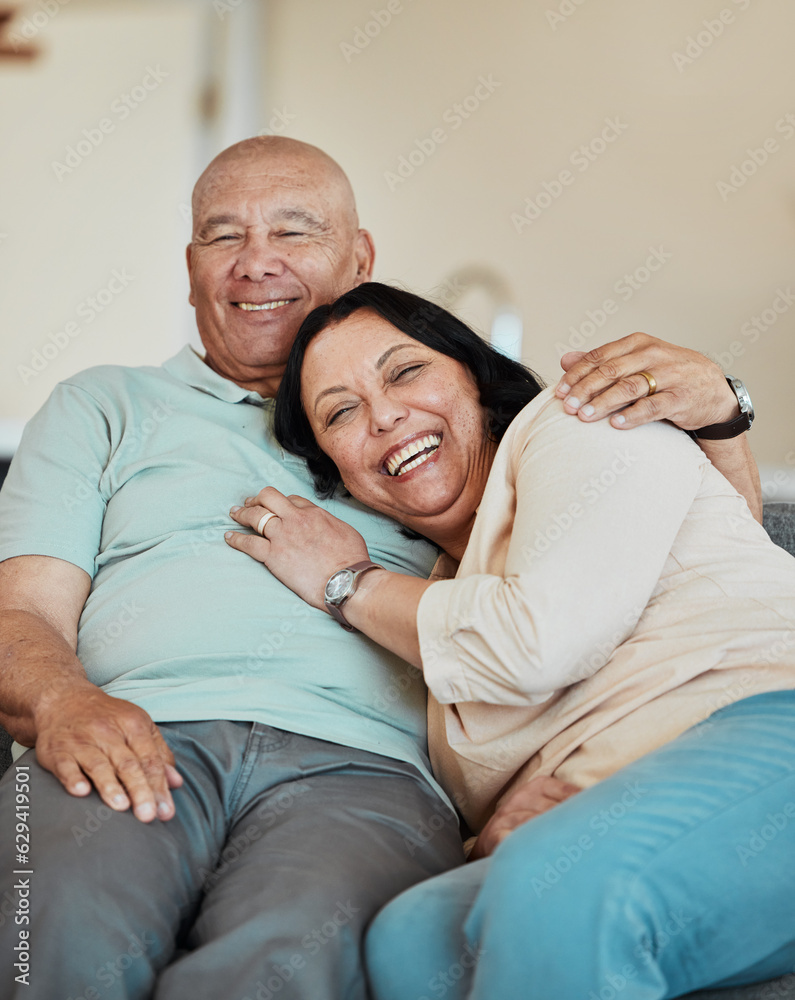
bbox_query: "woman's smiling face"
[301,308,497,551]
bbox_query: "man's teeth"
[236,300,292,311]
[386,435,442,477]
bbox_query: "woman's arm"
[226,400,705,705]
[412,400,704,706]
[224,487,432,665]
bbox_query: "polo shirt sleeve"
[0,381,112,578]
[417,404,705,706]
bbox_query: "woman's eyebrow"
[375,343,417,369]
[313,385,348,414]
[312,343,420,414]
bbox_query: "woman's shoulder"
[502,387,694,455]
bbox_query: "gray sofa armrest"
[763,502,795,557]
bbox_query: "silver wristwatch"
[324,560,384,631]
[694,376,754,440]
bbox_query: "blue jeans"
[365,691,795,1000]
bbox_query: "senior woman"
[225,283,795,1000]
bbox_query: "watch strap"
[693,377,754,440]
[324,560,384,631]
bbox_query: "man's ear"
[185,243,195,307]
[353,229,376,285]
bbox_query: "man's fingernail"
[557,382,569,395]
[244,497,253,505]
[135,802,155,821]
[613,414,626,425]
[581,404,595,417]
[111,793,128,808]
[73,780,90,795]
[566,396,581,410]
[157,802,172,819]
[230,505,241,513]
[224,531,234,540]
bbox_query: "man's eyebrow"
[276,208,330,230]
[312,344,418,414]
[196,215,240,237]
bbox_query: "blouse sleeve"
[416,400,706,706]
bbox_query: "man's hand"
[469,775,580,861]
[556,332,738,431]
[33,684,182,822]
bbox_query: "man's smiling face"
[187,138,374,396]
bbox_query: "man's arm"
[554,333,762,522]
[0,555,181,822]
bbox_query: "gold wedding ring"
[638,371,657,396]
[256,511,278,536]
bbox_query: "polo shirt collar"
[162,345,273,407]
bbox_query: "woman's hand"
[469,774,581,861]
[225,487,371,610]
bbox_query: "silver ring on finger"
[256,511,279,536]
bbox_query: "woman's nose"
[369,395,409,434]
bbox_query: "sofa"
[0,503,793,997]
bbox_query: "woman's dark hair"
[274,282,545,498]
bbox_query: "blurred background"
[1,0,793,494]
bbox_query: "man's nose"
[232,235,287,280]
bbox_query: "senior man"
[0,136,760,999]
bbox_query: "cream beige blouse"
[418,389,795,832]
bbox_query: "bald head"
[185,135,375,397]
[191,136,360,239]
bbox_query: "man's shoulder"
[53,357,182,409]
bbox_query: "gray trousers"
[0,721,464,1000]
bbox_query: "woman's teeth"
[236,300,292,311]
[386,435,442,477]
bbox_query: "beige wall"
[1,0,793,494]
[265,0,795,492]
[0,1,207,438]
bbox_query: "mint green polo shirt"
[0,347,448,802]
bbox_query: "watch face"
[325,570,353,603]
